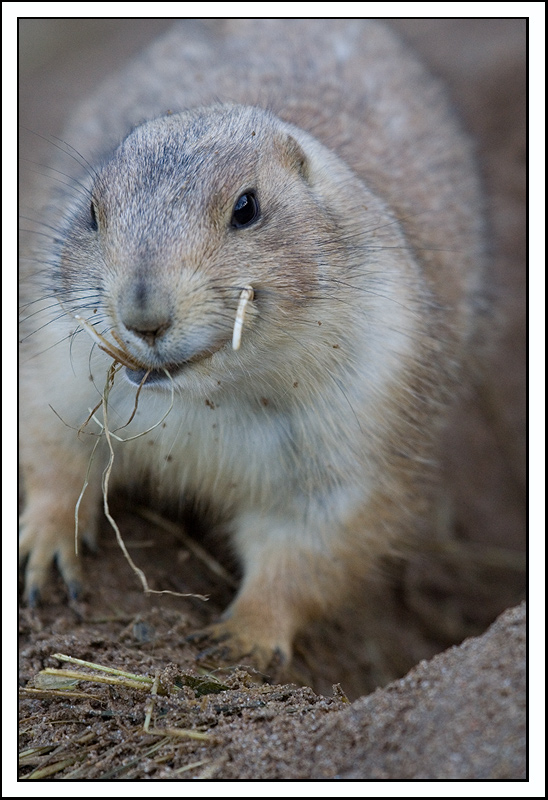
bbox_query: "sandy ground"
[17,18,529,786]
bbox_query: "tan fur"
[19,20,483,670]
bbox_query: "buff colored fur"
[19,20,483,670]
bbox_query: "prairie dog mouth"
[72,284,256,388]
[124,342,224,386]
[123,288,255,387]
[125,366,176,386]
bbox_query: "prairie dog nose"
[124,316,172,346]
[118,280,173,345]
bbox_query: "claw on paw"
[186,620,288,676]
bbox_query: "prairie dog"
[19,20,483,670]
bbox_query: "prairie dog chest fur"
[19,19,484,670]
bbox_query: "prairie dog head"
[58,104,408,396]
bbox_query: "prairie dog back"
[19,20,483,670]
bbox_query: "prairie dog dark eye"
[90,200,98,231]
[231,192,260,228]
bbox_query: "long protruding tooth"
[232,286,254,351]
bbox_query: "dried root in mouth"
[76,362,195,599]
[232,286,254,351]
[60,315,197,601]
[73,314,145,370]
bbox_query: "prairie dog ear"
[274,133,309,180]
